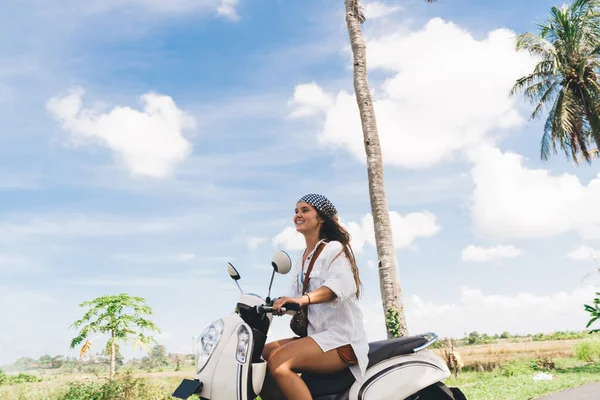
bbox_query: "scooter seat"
[367,334,429,368]
[303,334,430,399]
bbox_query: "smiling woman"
[260,193,369,400]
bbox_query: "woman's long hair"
[317,210,362,299]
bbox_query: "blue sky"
[2,0,600,365]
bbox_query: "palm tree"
[344,0,436,338]
[511,0,600,163]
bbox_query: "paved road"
[537,382,600,399]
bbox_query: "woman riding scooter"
[260,193,369,400]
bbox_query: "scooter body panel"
[211,322,254,400]
[348,350,451,400]
[195,313,249,399]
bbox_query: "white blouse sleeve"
[321,242,357,306]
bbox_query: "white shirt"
[288,240,369,382]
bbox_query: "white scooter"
[172,250,467,400]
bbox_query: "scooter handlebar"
[258,303,302,315]
[282,303,301,311]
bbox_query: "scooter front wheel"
[404,382,467,400]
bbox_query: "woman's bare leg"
[267,336,349,400]
[262,338,296,361]
[260,338,296,400]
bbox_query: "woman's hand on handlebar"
[272,295,307,312]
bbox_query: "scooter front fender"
[348,350,450,400]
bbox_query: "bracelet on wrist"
[305,293,311,305]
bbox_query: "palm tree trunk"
[344,0,408,338]
[110,330,116,380]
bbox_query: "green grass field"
[445,358,600,400]
[1,354,599,399]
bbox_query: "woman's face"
[294,201,322,235]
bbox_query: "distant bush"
[0,370,38,386]
[575,338,600,362]
[11,373,38,384]
[464,331,497,346]
[532,331,593,341]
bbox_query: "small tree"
[584,291,600,333]
[70,293,160,380]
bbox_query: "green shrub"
[497,361,532,377]
[0,370,38,386]
[11,373,38,384]
[575,338,600,362]
[56,370,171,400]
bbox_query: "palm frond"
[530,80,561,119]
[542,105,559,160]
[516,32,557,58]
[540,129,555,161]
[511,70,553,96]
[579,85,600,149]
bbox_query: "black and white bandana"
[298,193,337,218]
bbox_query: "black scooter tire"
[404,381,468,400]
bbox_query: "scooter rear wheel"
[404,382,467,400]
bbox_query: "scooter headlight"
[196,319,224,373]
[236,325,251,364]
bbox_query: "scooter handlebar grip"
[283,303,301,311]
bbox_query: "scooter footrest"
[172,379,203,399]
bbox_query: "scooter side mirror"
[227,262,241,281]
[271,250,292,274]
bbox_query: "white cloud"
[47,87,195,179]
[567,245,600,261]
[353,211,441,251]
[469,145,600,240]
[271,211,440,251]
[287,82,334,118]
[267,286,596,344]
[289,18,536,169]
[403,286,596,338]
[361,1,402,19]
[176,253,196,261]
[246,236,268,250]
[217,0,240,21]
[461,244,523,262]
[272,227,306,251]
